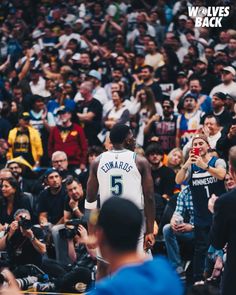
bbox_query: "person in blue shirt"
[90,197,183,295]
[188,77,212,114]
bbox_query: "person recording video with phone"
[176,134,226,283]
[0,209,46,269]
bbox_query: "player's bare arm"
[136,155,155,247]
[86,158,100,203]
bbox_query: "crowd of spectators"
[0,0,236,293]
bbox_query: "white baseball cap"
[223,66,236,76]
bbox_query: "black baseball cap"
[213,92,227,100]
[183,93,198,101]
[43,168,60,180]
[19,112,30,121]
[177,71,187,77]
[56,106,71,115]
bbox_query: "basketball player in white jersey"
[85,124,155,254]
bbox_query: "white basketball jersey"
[97,149,144,209]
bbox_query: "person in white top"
[29,69,50,98]
[202,115,223,149]
[210,66,236,100]
[214,31,230,52]
[104,91,130,130]
[56,23,87,50]
[87,70,108,106]
[170,71,189,113]
[86,124,155,252]
[144,40,164,71]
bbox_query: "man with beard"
[38,169,66,227]
[176,94,204,148]
[206,92,233,129]
[76,52,92,80]
[144,99,177,153]
[48,176,85,265]
[193,57,218,95]
[136,65,163,103]
[145,143,175,225]
[48,106,87,171]
[6,160,34,193]
[38,168,67,263]
[144,40,164,71]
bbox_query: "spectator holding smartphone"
[176,134,226,283]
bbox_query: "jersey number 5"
[110,175,123,197]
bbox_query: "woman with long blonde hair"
[167,148,184,174]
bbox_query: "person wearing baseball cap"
[207,92,233,128]
[48,104,88,171]
[222,66,236,76]
[194,56,219,95]
[87,70,108,106]
[38,167,65,225]
[177,71,187,77]
[37,167,68,264]
[7,112,43,167]
[225,93,236,117]
[210,65,236,100]
[56,105,71,115]
[88,69,101,81]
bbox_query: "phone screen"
[193,147,200,156]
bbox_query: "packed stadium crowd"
[0,0,236,294]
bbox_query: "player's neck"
[113,144,125,150]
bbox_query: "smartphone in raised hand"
[192,147,200,156]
